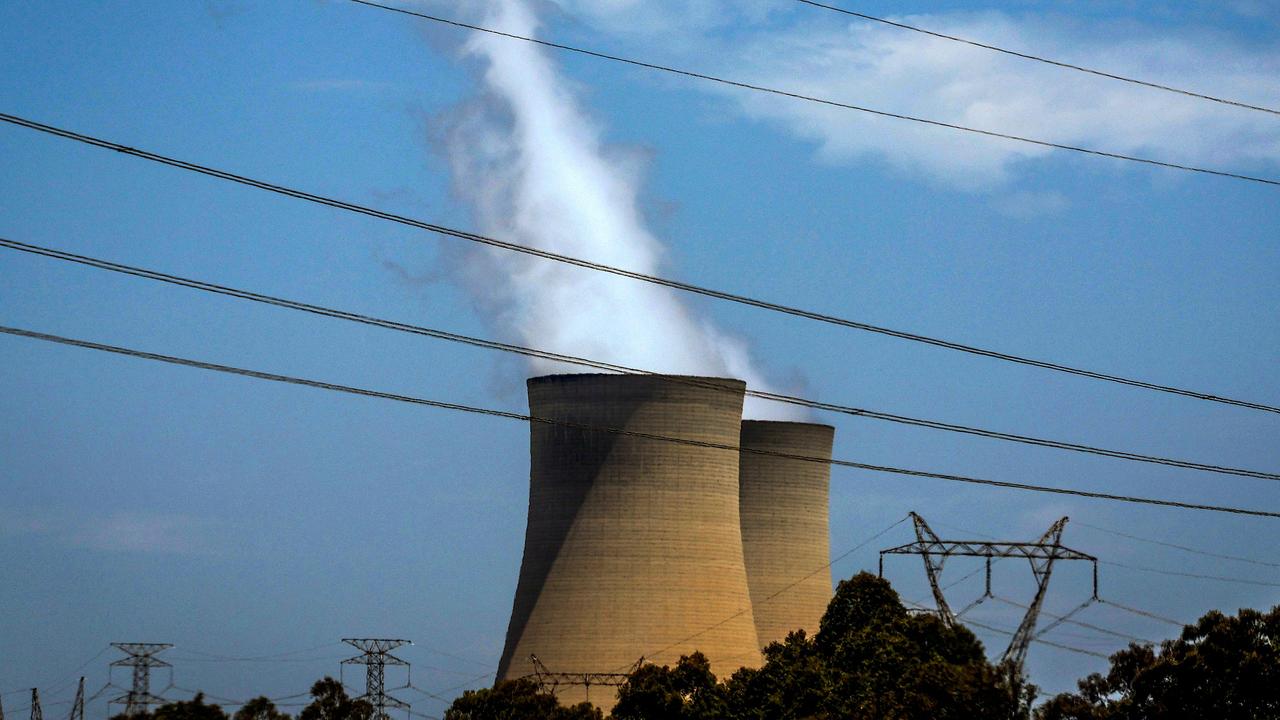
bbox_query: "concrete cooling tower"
[738,421,835,646]
[497,374,762,707]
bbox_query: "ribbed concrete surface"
[497,374,762,708]
[739,421,834,646]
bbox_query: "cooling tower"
[497,374,762,707]
[738,420,835,646]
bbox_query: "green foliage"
[1035,605,1280,720]
[611,652,728,720]
[233,697,291,720]
[442,678,602,720]
[608,572,1031,720]
[723,572,1033,720]
[297,678,371,720]
[111,693,229,720]
[721,631,828,720]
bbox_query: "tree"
[721,630,828,720]
[443,678,601,720]
[605,572,1031,719]
[611,652,728,720]
[724,572,1033,720]
[1036,605,1280,720]
[111,693,229,720]
[233,697,291,720]
[298,678,371,720]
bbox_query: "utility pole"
[29,689,42,720]
[68,678,84,720]
[108,643,173,718]
[341,639,410,720]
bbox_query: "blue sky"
[2,0,1278,713]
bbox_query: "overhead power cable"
[173,642,344,663]
[1100,559,1280,588]
[1077,521,1280,569]
[990,595,1155,645]
[961,617,1110,659]
[633,515,910,667]
[939,519,1280,589]
[429,670,495,700]
[794,0,1280,117]
[2,114,1277,417]
[901,600,1110,659]
[166,655,345,665]
[5,237,1276,483]
[3,324,1278,520]
[346,0,1280,188]
[1098,599,1184,628]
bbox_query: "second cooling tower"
[497,374,762,705]
[738,420,835,645]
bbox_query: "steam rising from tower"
[443,0,800,420]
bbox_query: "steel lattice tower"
[29,689,41,720]
[880,512,1097,674]
[69,678,84,720]
[108,643,172,717]
[341,639,410,720]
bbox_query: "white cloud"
[484,3,1280,190]
[540,0,778,40]
[716,13,1280,189]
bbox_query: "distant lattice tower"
[497,374,762,708]
[738,421,835,645]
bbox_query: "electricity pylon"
[68,678,84,720]
[108,643,173,717]
[880,512,1097,672]
[29,690,41,720]
[524,655,644,705]
[341,639,410,720]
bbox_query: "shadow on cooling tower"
[497,374,762,709]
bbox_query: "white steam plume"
[443,0,801,420]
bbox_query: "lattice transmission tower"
[108,643,173,717]
[523,655,645,705]
[29,689,41,720]
[69,678,84,720]
[341,639,410,720]
[880,512,1097,672]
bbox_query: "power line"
[420,670,494,701]
[165,655,346,665]
[938,519,1280,588]
[1097,599,1184,628]
[634,515,910,667]
[346,0,1280,188]
[3,115,1278,416]
[173,642,345,663]
[4,324,1278,522]
[3,323,1275,519]
[901,599,1109,659]
[1076,521,1280,569]
[961,617,1110,660]
[990,595,1155,645]
[794,0,1280,117]
[6,237,1276,483]
[1100,559,1280,588]
[400,684,452,705]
